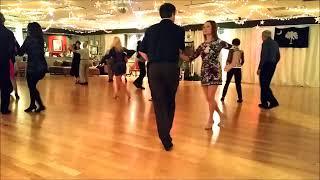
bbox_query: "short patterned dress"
[190,39,230,85]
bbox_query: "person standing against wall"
[77,41,91,85]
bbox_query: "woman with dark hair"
[18,22,48,113]
[70,40,81,84]
[189,20,231,130]
[221,38,244,103]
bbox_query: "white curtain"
[192,24,320,87]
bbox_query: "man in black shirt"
[140,3,187,151]
[133,40,146,89]
[0,12,15,114]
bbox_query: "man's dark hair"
[27,22,44,42]
[232,38,241,46]
[159,3,176,19]
[75,40,81,45]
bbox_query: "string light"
[1,0,319,33]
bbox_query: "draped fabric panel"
[192,24,319,87]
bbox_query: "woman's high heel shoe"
[24,105,37,113]
[35,106,46,113]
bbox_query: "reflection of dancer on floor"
[188,20,231,130]
[105,37,131,100]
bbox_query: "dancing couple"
[140,2,232,151]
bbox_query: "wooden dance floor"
[1,76,319,179]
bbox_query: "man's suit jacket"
[0,24,15,80]
[259,38,280,70]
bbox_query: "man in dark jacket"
[139,3,187,151]
[133,40,146,89]
[257,30,280,109]
[0,12,15,114]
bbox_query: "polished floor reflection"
[1,76,319,179]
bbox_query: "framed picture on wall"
[52,39,62,51]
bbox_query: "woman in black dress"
[70,41,81,84]
[105,37,131,99]
[18,22,48,113]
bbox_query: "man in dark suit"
[0,12,15,114]
[257,30,280,109]
[133,41,146,89]
[139,3,187,151]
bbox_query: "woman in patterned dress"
[189,20,231,130]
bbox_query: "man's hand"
[180,53,189,62]
[139,51,149,62]
[179,49,189,62]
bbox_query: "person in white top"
[75,41,91,85]
[221,38,244,103]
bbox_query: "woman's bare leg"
[121,78,131,100]
[113,76,121,99]
[10,76,19,100]
[204,85,219,130]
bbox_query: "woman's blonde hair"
[111,37,123,52]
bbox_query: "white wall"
[191,24,320,87]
